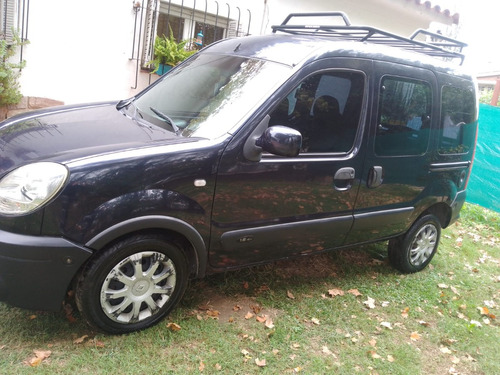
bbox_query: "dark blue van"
[0,13,478,333]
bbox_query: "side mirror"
[256,125,302,157]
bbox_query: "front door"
[209,61,370,268]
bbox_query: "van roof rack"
[271,12,467,64]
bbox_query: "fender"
[85,215,207,278]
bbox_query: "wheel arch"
[422,203,452,229]
[84,215,207,278]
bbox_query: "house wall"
[16,0,454,105]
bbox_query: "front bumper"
[0,229,92,311]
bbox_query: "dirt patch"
[273,252,342,279]
[187,288,280,328]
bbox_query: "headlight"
[0,162,68,216]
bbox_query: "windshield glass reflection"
[134,54,290,139]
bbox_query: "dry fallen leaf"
[206,309,220,319]
[26,350,51,367]
[265,319,275,329]
[368,350,381,359]
[387,354,395,362]
[255,358,266,367]
[311,318,320,325]
[199,361,205,372]
[256,315,267,323]
[287,290,295,299]
[440,346,453,354]
[167,322,181,331]
[73,335,89,344]
[438,283,449,289]
[347,289,362,297]
[477,306,496,319]
[380,322,393,330]
[245,312,254,320]
[410,332,421,341]
[322,346,335,356]
[328,288,345,297]
[93,339,106,348]
[363,297,376,309]
[401,307,410,318]
[251,305,262,314]
[198,303,211,311]
[215,363,222,371]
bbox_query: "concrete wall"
[15,0,454,106]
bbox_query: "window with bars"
[1,0,15,42]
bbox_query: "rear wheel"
[388,214,441,273]
[75,234,188,334]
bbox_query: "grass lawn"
[0,203,498,374]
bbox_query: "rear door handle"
[334,167,355,191]
[367,166,383,188]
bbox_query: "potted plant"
[149,29,195,75]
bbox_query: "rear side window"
[439,86,476,154]
[375,77,432,156]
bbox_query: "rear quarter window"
[439,85,476,155]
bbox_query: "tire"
[75,234,188,334]
[388,214,441,274]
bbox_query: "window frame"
[0,0,16,42]
[267,68,367,157]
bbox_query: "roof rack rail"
[271,12,466,64]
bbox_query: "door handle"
[334,167,355,191]
[367,166,383,188]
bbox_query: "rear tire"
[388,214,441,273]
[75,234,188,334]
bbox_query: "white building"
[2,0,458,105]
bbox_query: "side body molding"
[85,215,207,278]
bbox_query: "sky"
[454,0,500,73]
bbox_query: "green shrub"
[0,34,27,106]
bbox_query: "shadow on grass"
[0,242,394,341]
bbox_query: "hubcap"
[409,224,438,266]
[100,251,176,324]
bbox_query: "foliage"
[0,33,27,106]
[148,28,195,73]
[0,203,499,373]
[479,89,499,106]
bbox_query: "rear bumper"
[0,229,92,311]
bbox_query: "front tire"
[75,234,188,334]
[388,214,441,273]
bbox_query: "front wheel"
[388,214,441,273]
[75,234,188,334]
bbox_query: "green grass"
[1,203,499,374]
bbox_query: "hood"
[0,102,194,175]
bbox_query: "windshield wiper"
[149,107,180,135]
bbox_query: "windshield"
[133,53,291,139]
